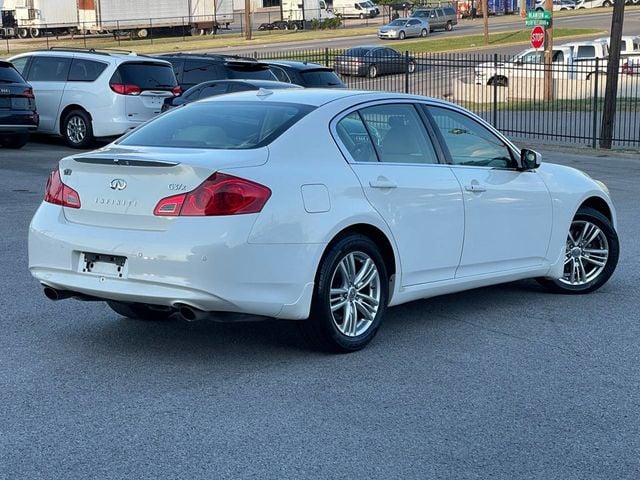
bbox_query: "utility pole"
[244,0,252,39]
[482,0,488,45]
[600,1,625,149]
[543,0,553,101]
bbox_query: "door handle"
[369,178,397,189]
[464,184,487,193]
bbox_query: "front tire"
[107,301,175,321]
[445,21,453,31]
[303,235,388,352]
[420,28,428,37]
[538,207,619,294]
[399,30,406,40]
[367,64,378,78]
[62,109,94,149]
[408,60,416,73]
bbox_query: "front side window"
[119,101,314,150]
[27,56,71,82]
[427,106,514,168]
[360,104,438,164]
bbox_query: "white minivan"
[332,0,379,18]
[9,49,179,148]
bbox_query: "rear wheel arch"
[318,224,397,284]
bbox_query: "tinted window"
[112,62,177,89]
[0,65,25,83]
[119,102,314,150]
[345,48,373,57]
[10,57,30,76]
[428,106,514,168]
[336,112,377,162]
[199,83,229,98]
[269,66,291,82]
[226,66,276,80]
[444,7,455,15]
[300,69,343,87]
[182,86,203,101]
[68,58,108,82]
[360,104,438,164]
[183,60,221,84]
[576,45,596,59]
[28,56,71,82]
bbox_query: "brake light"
[110,83,142,95]
[172,85,182,96]
[154,173,271,217]
[23,87,34,98]
[44,169,81,208]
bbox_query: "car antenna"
[256,88,273,98]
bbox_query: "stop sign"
[531,26,545,49]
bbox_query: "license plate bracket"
[81,252,127,278]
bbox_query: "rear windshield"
[0,64,25,83]
[227,66,277,81]
[111,62,177,90]
[300,69,343,87]
[118,101,315,150]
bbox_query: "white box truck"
[281,0,336,29]
[1,0,79,38]
[77,0,233,39]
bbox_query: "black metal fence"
[255,48,640,148]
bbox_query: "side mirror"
[520,148,542,170]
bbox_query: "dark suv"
[261,60,345,88]
[411,6,458,31]
[0,60,38,149]
[157,54,277,91]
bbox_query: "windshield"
[388,19,407,26]
[118,101,315,150]
[111,62,177,90]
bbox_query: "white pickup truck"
[474,40,618,87]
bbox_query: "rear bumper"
[335,63,367,76]
[29,203,320,320]
[0,110,39,132]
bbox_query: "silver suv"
[411,6,457,32]
[9,48,179,148]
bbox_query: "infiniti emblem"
[110,178,127,191]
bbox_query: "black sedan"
[161,79,301,112]
[261,60,345,88]
[334,46,416,78]
[0,60,38,149]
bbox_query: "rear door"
[113,61,177,123]
[25,55,71,132]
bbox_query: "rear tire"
[302,234,388,352]
[537,207,619,294]
[408,60,416,73]
[107,301,175,321]
[0,133,29,149]
[445,21,453,31]
[62,109,94,149]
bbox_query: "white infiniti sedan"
[29,89,619,352]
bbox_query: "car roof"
[261,60,332,71]
[198,88,450,108]
[8,48,171,66]
[158,53,258,62]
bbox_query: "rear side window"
[111,62,177,90]
[444,7,455,15]
[10,57,30,76]
[269,66,291,82]
[119,101,315,150]
[68,59,108,82]
[0,65,25,83]
[300,69,343,87]
[183,60,222,85]
[27,56,71,82]
[199,83,229,98]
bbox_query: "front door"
[425,105,553,278]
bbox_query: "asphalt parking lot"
[1,138,639,479]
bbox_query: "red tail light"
[23,87,34,98]
[172,85,182,96]
[154,173,271,217]
[44,169,81,208]
[110,83,142,95]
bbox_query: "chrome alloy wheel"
[329,251,381,337]
[559,220,609,286]
[66,115,87,145]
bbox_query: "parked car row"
[0,48,345,149]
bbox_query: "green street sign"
[526,10,551,20]
[525,19,550,27]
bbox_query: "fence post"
[182,17,185,41]
[592,58,599,149]
[149,18,153,44]
[492,52,498,128]
[325,47,329,67]
[5,37,9,54]
[117,20,121,46]
[405,51,410,94]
